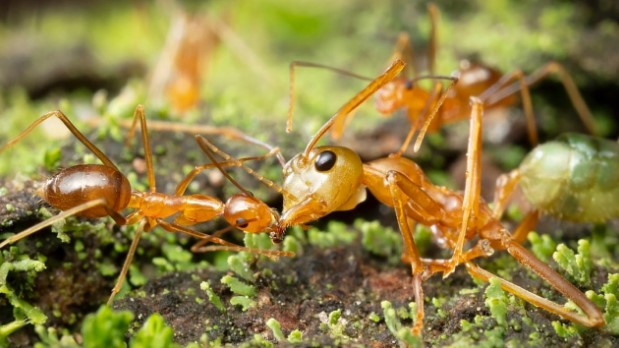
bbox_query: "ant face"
[224,194,278,233]
[278,146,366,230]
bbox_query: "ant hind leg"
[0,111,119,170]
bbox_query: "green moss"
[34,326,79,348]
[380,301,420,347]
[227,254,255,282]
[221,275,256,297]
[43,147,62,172]
[282,234,303,255]
[0,253,48,344]
[229,296,257,311]
[368,312,381,323]
[266,318,285,342]
[200,281,225,313]
[586,273,619,334]
[551,321,580,339]
[528,232,557,263]
[319,308,352,344]
[287,329,303,344]
[484,278,509,328]
[308,221,357,248]
[81,306,133,348]
[357,219,402,264]
[552,240,592,286]
[130,313,178,348]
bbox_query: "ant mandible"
[0,105,292,305]
[275,59,603,338]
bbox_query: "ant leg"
[492,169,521,219]
[188,225,236,251]
[157,220,294,258]
[192,244,294,258]
[492,170,541,243]
[0,198,124,249]
[0,111,119,171]
[478,70,537,145]
[396,77,457,155]
[121,118,286,167]
[444,97,483,277]
[386,170,431,336]
[124,105,157,193]
[466,235,604,327]
[158,220,238,247]
[510,211,540,243]
[488,62,596,135]
[108,220,145,305]
[418,237,496,277]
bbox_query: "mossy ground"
[0,0,618,346]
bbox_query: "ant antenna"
[302,59,405,158]
[287,61,374,134]
[195,136,252,196]
[194,136,287,196]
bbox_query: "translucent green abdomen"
[519,133,619,222]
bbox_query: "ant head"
[279,146,366,229]
[223,193,278,234]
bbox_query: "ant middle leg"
[385,171,428,336]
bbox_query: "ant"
[287,3,597,156]
[0,105,292,305]
[275,59,604,337]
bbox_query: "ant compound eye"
[404,80,413,90]
[314,150,337,172]
[235,218,249,228]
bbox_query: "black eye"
[235,218,249,228]
[404,79,413,90]
[315,150,337,172]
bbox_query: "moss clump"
[553,240,592,286]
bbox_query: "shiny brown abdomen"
[43,164,132,218]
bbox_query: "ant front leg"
[385,170,441,337]
[444,97,483,277]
